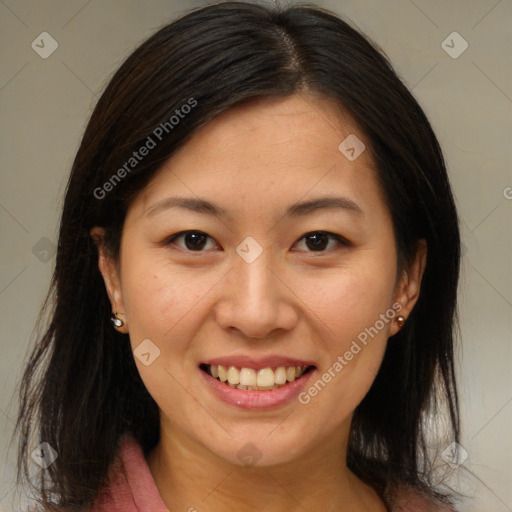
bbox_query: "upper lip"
[201,355,316,370]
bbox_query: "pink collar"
[93,435,169,511]
[94,435,456,512]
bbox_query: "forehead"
[130,93,386,223]
[174,93,367,169]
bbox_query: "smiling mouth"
[199,363,316,391]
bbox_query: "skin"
[92,93,426,512]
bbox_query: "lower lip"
[200,367,316,410]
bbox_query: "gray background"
[1,0,511,510]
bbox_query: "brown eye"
[293,231,347,252]
[166,231,217,251]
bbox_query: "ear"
[90,226,129,333]
[389,239,427,336]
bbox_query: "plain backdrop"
[1,1,511,510]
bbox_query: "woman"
[16,2,462,511]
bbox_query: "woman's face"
[95,93,424,467]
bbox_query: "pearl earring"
[110,312,125,329]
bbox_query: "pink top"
[92,436,457,511]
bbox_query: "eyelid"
[163,230,219,251]
[293,231,351,252]
[163,230,350,252]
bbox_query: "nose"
[214,248,299,339]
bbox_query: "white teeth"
[207,364,310,390]
[218,365,228,382]
[227,366,240,385]
[240,368,257,386]
[274,366,287,385]
[257,368,274,387]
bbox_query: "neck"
[147,421,387,512]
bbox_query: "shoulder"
[389,485,458,512]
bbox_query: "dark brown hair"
[16,2,461,510]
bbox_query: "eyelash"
[164,230,350,254]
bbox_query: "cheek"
[296,260,396,344]
[292,255,397,413]
[119,250,215,347]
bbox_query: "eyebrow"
[145,195,363,219]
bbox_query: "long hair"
[16,2,461,509]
